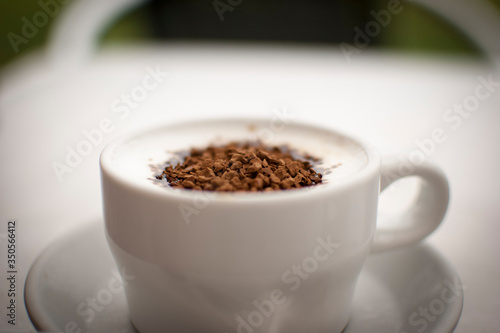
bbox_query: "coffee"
[155,142,323,192]
[101,119,450,333]
[108,120,368,192]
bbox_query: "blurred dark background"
[2,0,499,67]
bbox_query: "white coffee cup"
[100,118,449,333]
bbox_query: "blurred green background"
[1,0,498,68]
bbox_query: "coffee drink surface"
[109,120,368,193]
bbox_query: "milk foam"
[109,120,368,189]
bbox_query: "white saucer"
[25,222,463,333]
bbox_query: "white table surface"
[0,43,499,332]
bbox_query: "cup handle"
[370,156,450,253]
